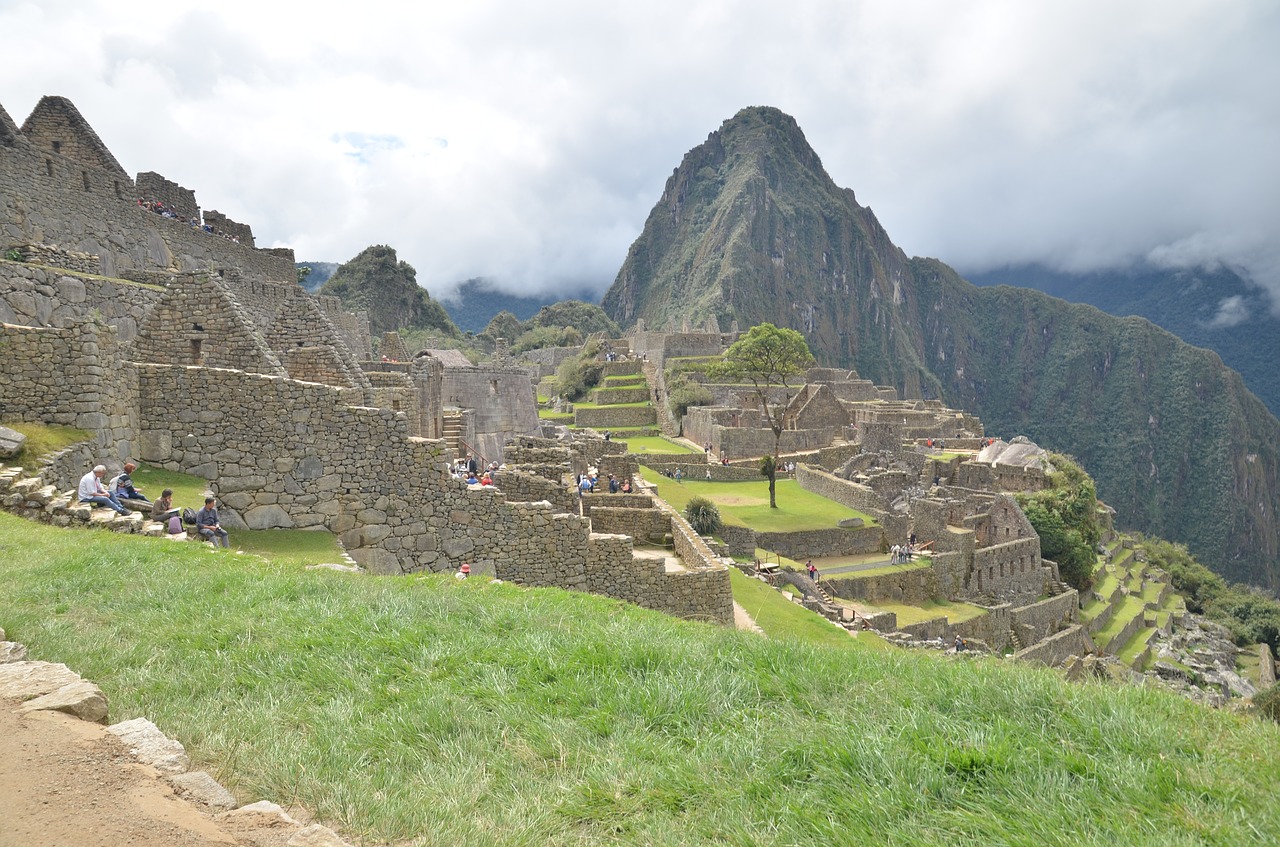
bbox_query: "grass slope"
[2,513,1279,845]
[639,468,876,531]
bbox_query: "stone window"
[490,379,498,395]
[52,140,61,153]
[190,338,203,365]
[82,171,90,192]
[113,180,121,199]
[45,159,53,177]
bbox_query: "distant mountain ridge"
[602,105,1280,589]
[964,262,1280,417]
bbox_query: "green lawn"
[1093,595,1147,650]
[872,599,989,627]
[727,567,881,649]
[3,512,1280,846]
[623,436,700,455]
[1116,628,1157,668]
[828,560,931,580]
[640,468,877,532]
[0,421,92,472]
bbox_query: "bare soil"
[0,702,307,847]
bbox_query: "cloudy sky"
[4,0,1277,308]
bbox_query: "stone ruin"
[0,94,733,625]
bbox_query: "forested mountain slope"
[603,106,1280,588]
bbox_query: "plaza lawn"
[640,467,877,532]
[872,599,989,627]
[620,436,701,455]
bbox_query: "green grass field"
[726,567,882,648]
[872,599,989,627]
[1,421,92,471]
[3,512,1280,846]
[640,467,877,532]
[622,436,700,455]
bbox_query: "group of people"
[889,540,917,564]
[576,472,632,495]
[77,462,229,548]
[453,453,501,486]
[136,198,241,243]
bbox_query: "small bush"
[554,356,602,401]
[684,496,722,537]
[1253,684,1280,724]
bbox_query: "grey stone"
[168,770,238,810]
[0,426,26,458]
[245,504,294,529]
[216,801,299,826]
[20,680,109,723]
[288,823,355,847]
[0,661,82,699]
[106,717,190,774]
[0,641,26,663]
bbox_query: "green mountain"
[319,245,459,338]
[295,260,340,293]
[442,278,598,334]
[966,262,1280,417]
[602,106,1280,590]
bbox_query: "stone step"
[111,512,145,533]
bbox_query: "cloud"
[1204,295,1251,329]
[1,0,1277,307]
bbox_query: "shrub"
[1254,684,1280,724]
[684,496,722,537]
[667,372,713,418]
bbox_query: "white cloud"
[1,0,1277,305]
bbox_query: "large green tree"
[708,323,814,508]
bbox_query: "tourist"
[579,475,594,497]
[466,452,479,477]
[465,471,479,485]
[150,488,178,520]
[457,563,471,579]
[480,473,493,486]
[954,635,966,652]
[608,474,619,493]
[705,467,712,480]
[674,466,683,483]
[890,543,901,564]
[78,464,128,514]
[620,478,632,494]
[109,461,148,503]
[807,560,818,582]
[195,496,230,548]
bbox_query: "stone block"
[0,426,26,458]
[106,717,190,774]
[168,771,237,810]
[0,641,30,663]
[288,823,355,847]
[20,680,109,723]
[0,661,82,699]
[245,504,294,529]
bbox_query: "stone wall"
[130,362,730,622]
[825,565,938,605]
[11,244,100,275]
[1,99,293,282]
[756,525,882,560]
[795,465,889,520]
[1009,591,1079,646]
[130,274,285,376]
[492,468,576,514]
[0,260,163,341]
[970,538,1045,602]
[575,404,657,429]
[1013,625,1095,666]
[135,172,197,221]
[587,506,671,545]
[442,365,539,461]
[0,321,138,462]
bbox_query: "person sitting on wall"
[109,462,149,503]
[78,464,128,515]
[465,471,479,485]
[150,488,179,521]
[195,496,230,548]
[620,478,632,494]
[480,473,493,486]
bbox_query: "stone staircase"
[1008,628,1025,651]
[442,412,465,458]
[0,464,197,542]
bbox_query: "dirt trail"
[0,704,330,847]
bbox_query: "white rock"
[0,661,82,699]
[20,680,108,723]
[106,717,190,774]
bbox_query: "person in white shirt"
[78,465,127,514]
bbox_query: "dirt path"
[0,702,344,847]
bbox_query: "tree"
[707,323,814,508]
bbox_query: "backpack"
[168,515,183,534]
[182,507,198,526]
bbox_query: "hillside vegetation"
[2,512,1279,846]
[319,244,459,338]
[601,105,1280,591]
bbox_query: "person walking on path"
[807,559,818,582]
